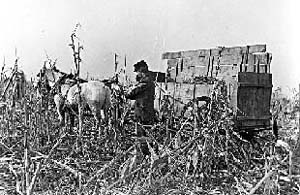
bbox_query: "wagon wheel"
[180,96,211,124]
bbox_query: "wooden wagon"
[154,44,273,130]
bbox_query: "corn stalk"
[69,24,83,194]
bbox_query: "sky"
[0,0,299,93]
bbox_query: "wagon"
[154,44,273,131]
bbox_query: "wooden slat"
[166,68,176,81]
[238,72,272,85]
[180,66,195,83]
[154,82,215,116]
[182,48,222,58]
[167,56,270,81]
[162,51,182,59]
[253,52,270,64]
[216,66,238,80]
[194,84,213,98]
[237,116,271,120]
[167,59,178,67]
[168,63,240,83]
[167,53,251,67]
[219,46,243,55]
[182,50,202,58]
[210,48,222,56]
[218,45,266,55]
[248,44,266,53]
[175,83,194,100]
[238,82,272,88]
[236,119,270,128]
[245,64,269,73]
[219,54,243,65]
[183,56,207,67]
[166,54,242,68]
[162,44,267,60]
[198,49,211,56]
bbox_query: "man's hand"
[124,88,132,99]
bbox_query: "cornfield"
[0,78,299,195]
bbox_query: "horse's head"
[102,74,119,88]
[38,66,87,95]
[101,75,128,95]
[36,66,67,96]
[42,67,66,86]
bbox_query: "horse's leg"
[57,107,64,126]
[54,94,65,126]
[101,109,107,124]
[102,87,111,124]
[69,111,75,128]
[64,105,77,134]
[89,103,102,136]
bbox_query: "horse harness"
[59,82,81,117]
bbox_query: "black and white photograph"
[0,0,299,194]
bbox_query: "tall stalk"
[69,24,83,194]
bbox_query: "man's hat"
[133,60,148,72]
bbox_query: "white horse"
[42,67,111,127]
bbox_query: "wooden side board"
[155,73,272,129]
[165,52,271,67]
[159,45,273,128]
[165,52,271,82]
[162,44,266,59]
[154,82,214,114]
[235,72,272,128]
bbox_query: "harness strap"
[61,84,81,117]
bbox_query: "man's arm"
[125,82,148,100]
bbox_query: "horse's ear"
[52,59,57,67]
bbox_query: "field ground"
[0,83,299,195]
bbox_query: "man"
[125,60,155,155]
[125,60,155,124]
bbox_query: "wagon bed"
[154,44,273,130]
